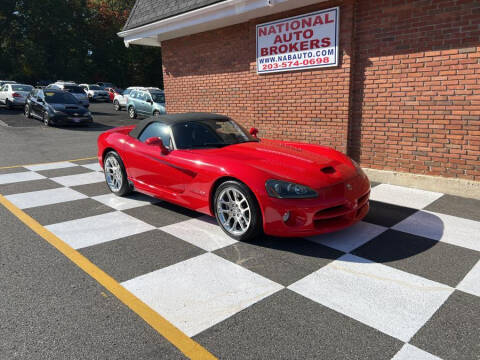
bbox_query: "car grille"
[313,190,370,229]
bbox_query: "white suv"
[79,84,109,102]
[47,82,89,108]
[0,83,34,109]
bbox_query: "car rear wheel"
[153,110,160,117]
[103,151,132,196]
[24,104,31,118]
[214,181,262,241]
[128,106,137,119]
[114,100,120,111]
[5,99,12,110]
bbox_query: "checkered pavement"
[1,160,479,360]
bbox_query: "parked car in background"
[97,82,115,89]
[113,88,137,111]
[79,84,109,102]
[0,80,16,87]
[24,88,92,126]
[105,87,123,102]
[127,88,166,119]
[0,83,34,109]
[47,82,89,108]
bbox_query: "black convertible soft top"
[129,112,230,139]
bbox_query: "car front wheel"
[103,151,132,196]
[24,104,31,118]
[214,180,262,241]
[128,106,137,119]
[114,100,120,111]
[43,112,52,126]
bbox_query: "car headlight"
[265,179,317,199]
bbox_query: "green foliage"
[0,0,163,88]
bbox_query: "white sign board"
[256,7,339,74]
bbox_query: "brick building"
[119,0,480,190]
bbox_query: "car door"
[31,90,45,117]
[0,85,6,103]
[123,122,191,196]
[26,90,36,115]
[135,92,147,115]
[144,93,154,115]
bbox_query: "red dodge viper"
[97,113,370,241]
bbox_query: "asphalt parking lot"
[0,103,479,359]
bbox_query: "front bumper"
[262,174,370,237]
[50,114,93,125]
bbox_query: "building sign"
[256,7,339,74]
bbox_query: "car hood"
[49,103,88,113]
[193,140,357,186]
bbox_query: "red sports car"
[97,113,370,241]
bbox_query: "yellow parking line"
[0,194,217,360]
[0,156,98,170]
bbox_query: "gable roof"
[123,0,227,31]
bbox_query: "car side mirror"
[145,137,169,155]
[249,127,259,138]
[147,99,153,104]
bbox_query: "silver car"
[0,83,34,109]
[79,84,109,102]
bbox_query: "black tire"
[153,110,160,117]
[214,180,262,241]
[114,100,120,111]
[43,112,52,126]
[103,151,132,196]
[5,99,12,110]
[24,104,32,118]
[128,106,137,119]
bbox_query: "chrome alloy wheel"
[216,186,251,236]
[104,155,123,192]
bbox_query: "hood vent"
[321,166,336,174]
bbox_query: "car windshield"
[151,92,165,103]
[63,85,84,94]
[12,84,33,92]
[172,118,258,149]
[44,91,79,104]
[89,85,102,90]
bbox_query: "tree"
[0,0,163,88]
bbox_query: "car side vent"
[321,166,336,174]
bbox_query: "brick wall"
[162,1,355,153]
[162,0,480,181]
[352,0,480,181]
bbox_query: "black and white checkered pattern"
[1,160,479,360]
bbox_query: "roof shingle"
[123,0,227,31]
